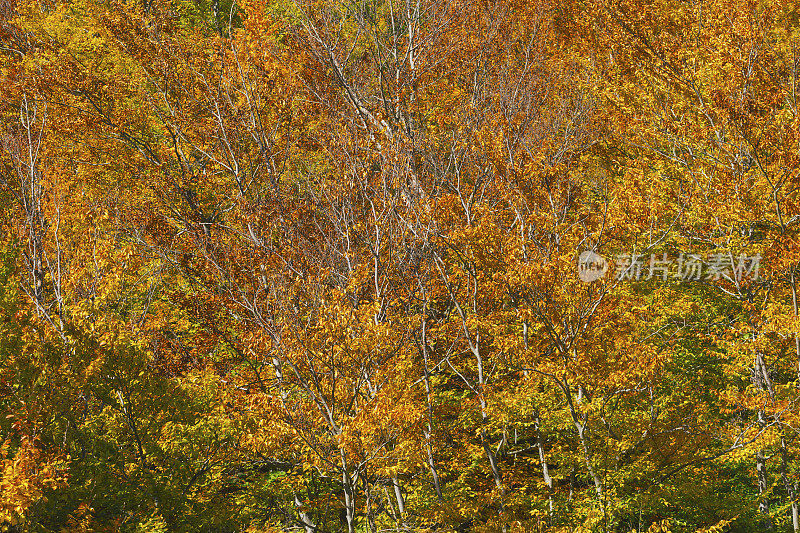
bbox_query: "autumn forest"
[1,0,799,531]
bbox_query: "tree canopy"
[1,0,800,531]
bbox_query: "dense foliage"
[1,0,800,531]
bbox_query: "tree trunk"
[535,414,555,518]
[341,451,356,533]
[420,312,444,500]
[781,437,799,533]
[392,475,408,529]
[756,449,773,531]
